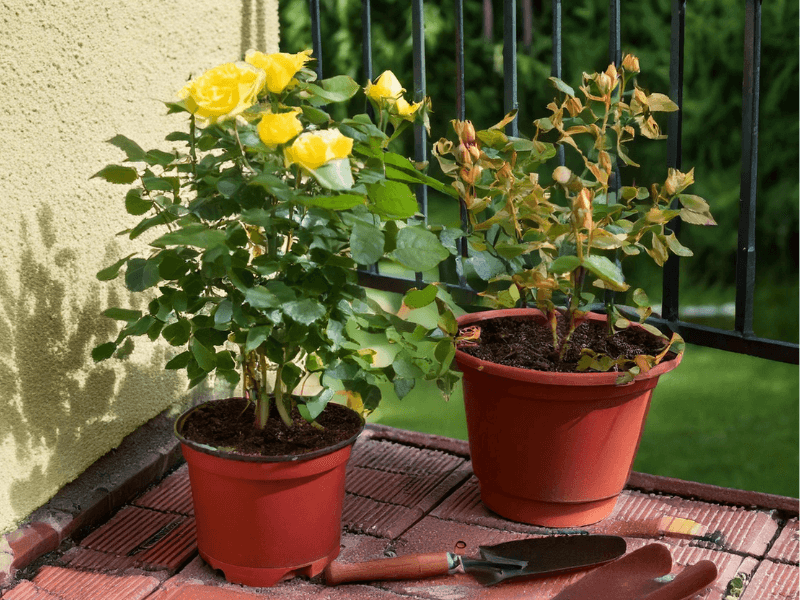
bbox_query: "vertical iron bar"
[361,0,379,275]
[411,0,427,221]
[552,0,565,166]
[503,0,519,137]
[662,0,686,323]
[309,0,323,79]
[606,0,621,310]
[455,0,466,121]
[411,0,427,286]
[361,0,375,122]
[608,0,621,194]
[455,0,469,273]
[608,0,621,68]
[735,0,761,336]
[521,0,533,54]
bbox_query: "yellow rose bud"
[365,70,404,102]
[245,49,313,94]
[257,110,303,146]
[456,143,472,165]
[461,121,476,145]
[622,54,640,74]
[573,188,594,230]
[284,129,353,171]
[177,62,266,124]
[394,96,422,118]
[596,72,613,95]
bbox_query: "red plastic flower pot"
[174,401,363,587]
[455,309,681,527]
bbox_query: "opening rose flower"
[393,97,422,118]
[365,70,404,103]
[178,62,266,124]
[257,110,303,146]
[245,49,313,94]
[284,129,353,171]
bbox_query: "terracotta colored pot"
[455,308,681,527]
[174,400,363,587]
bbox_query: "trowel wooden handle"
[324,552,454,585]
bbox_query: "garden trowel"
[324,535,626,586]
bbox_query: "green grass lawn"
[369,344,799,498]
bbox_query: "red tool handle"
[324,552,453,585]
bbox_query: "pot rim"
[174,398,365,464]
[455,308,682,385]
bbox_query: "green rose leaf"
[284,298,326,325]
[91,165,138,184]
[190,338,216,371]
[548,76,576,97]
[125,258,161,292]
[391,226,449,272]
[403,284,438,309]
[298,388,334,422]
[125,189,152,215]
[311,158,354,191]
[213,299,233,328]
[151,224,227,249]
[350,220,385,266]
[368,180,419,219]
[304,75,360,103]
[164,351,191,370]
[583,254,629,291]
[393,378,416,400]
[301,106,331,125]
[162,319,191,346]
[550,255,582,274]
[465,253,506,281]
[97,254,135,281]
[245,286,280,309]
[303,193,365,211]
[245,325,272,353]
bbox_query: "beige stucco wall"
[0,0,280,534]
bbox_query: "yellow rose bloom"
[285,129,353,171]
[245,49,313,94]
[177,62,266,124]
[365,70,404,102]
[394,97,422,118]
[257,110,303,146]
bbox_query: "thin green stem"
[274,352,293,428]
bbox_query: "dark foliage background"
[278,0,798,342]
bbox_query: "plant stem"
[274,351,294,428]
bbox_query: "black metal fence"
[307,0,798,366]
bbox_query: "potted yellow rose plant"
[422,56,716,527]
[92,49,454,586]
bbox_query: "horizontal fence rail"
[310,0,797,365]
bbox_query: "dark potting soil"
[179,398,363,458]
[458,314,671,373]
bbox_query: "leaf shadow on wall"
[0,205,185,519]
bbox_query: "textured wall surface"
[0,0,280,534]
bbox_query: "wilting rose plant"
[92,50,456,429]
[431,55,716,381]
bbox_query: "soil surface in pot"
[458,314,672,373]
[180,398,363,457]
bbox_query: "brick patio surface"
[1,424,797,599]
